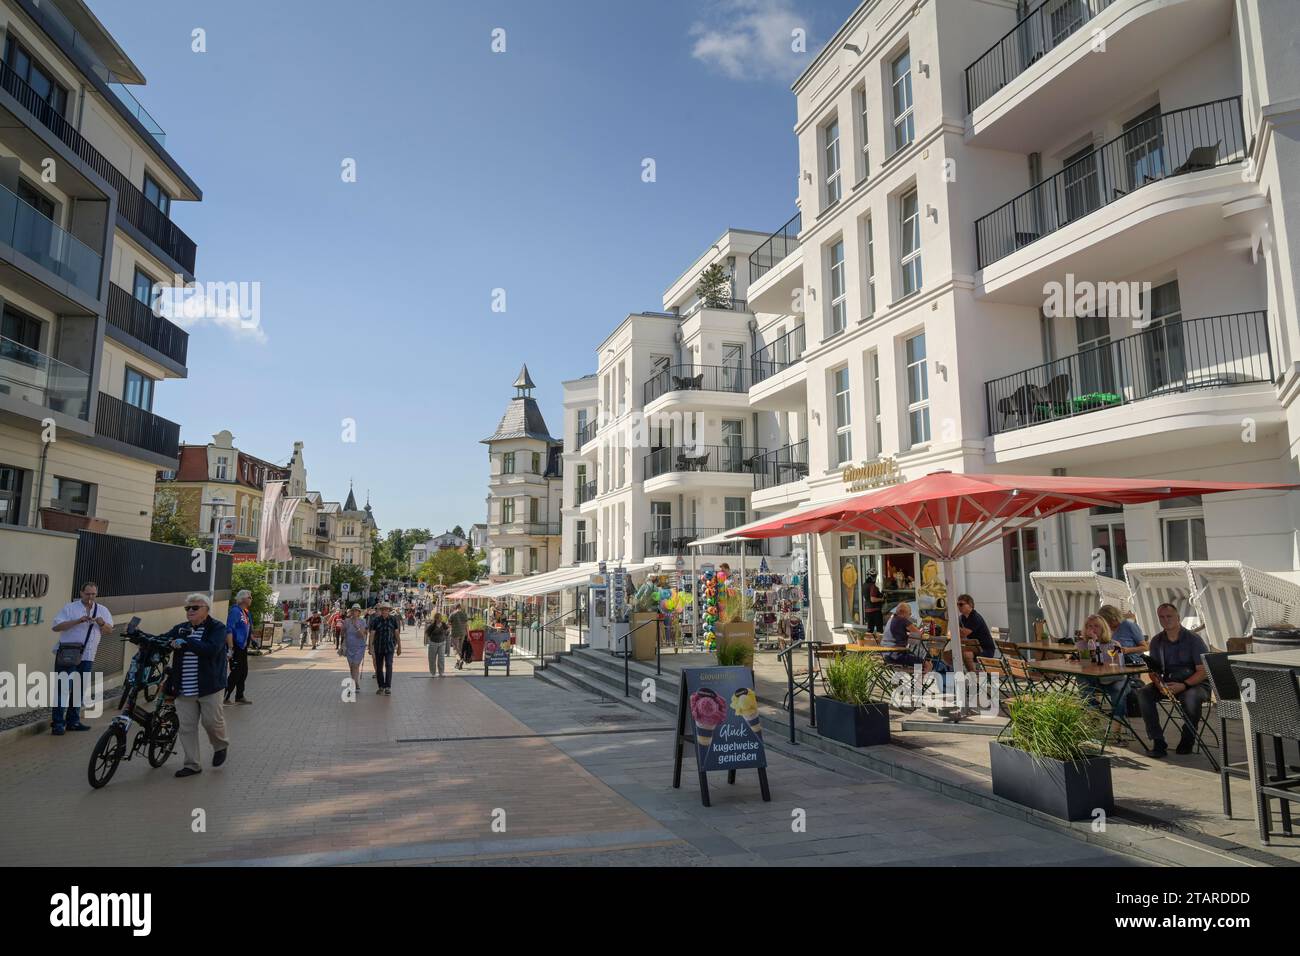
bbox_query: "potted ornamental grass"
[715,640,753,668]
[815,652,892,747]
[989,689,1113,821]
[718,589,755,654]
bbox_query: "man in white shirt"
[50,581,114,735]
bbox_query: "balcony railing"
[109,83,166,147]
[643,444,766,481]
[681,296,748,318]
[975,97,1246,268]
[523,522,561,536]
[0,333,90,418]
[0,179,102,297]
[749,211,801,284]
[751,325,807,384]
[644,527,768,557]
[752,440,809,491]
[95,391,181,458]
[643,363,752,405]
[575,419,597,448]
[576,479,597,504]
[106,284,189,366]
[575,541,595,564]
[966,0,1117,112]
[985,311,1273,436]
[0,58,197,274]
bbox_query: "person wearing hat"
[339,604,369,689]
[369,602,402,695]
[163,593,230,777]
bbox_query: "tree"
[331,563,367,601]
[384,528,430,570]
[151,490,202,549]
[416,548,476,588]
[451,525,466,539]
[230,561,273,628]
[370,528,399,583]
[695,261,732,309]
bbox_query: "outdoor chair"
[1141,664,1222,773]
[1003,655,1063,697]
[674,453,691,471]
[1174,142,1221,175]
[1231,662,1300,844]
[976,656,1015,713]
[996,383,1039,428]
[996,639,1027,661]
[1202,652,1254,817]
[1040,373,1072,414]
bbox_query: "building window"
[899,190,922,297]
[2,304,43,357]
[503,550,515,575]
[502,451,515,474]
[833,366,852,465]
[51,476,92,515]
[891,48,914,151]
[863,216,876,317]
[904,332,931,446]
[869,350,882,455]
[132,268,162,308]
[529,548,539,573]
[724,497,747,531]
[822,117,841,208]
[143,173,171,217]
[501,498,514,523]
[1088,506,1128,578]
[123,367,155,411]
[0,464,26,526]
[529,497,539,523]
[215,455,229,480]
[828,240,847,336]
[3,38,68,115]
[531,451,541,473]
[17,179,55,220]
[854,84,870,182]
[1160,496,1207,561]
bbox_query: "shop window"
[1088,506,1128,578]
[1160,498,1207,562]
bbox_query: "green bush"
[230,561,274,627]
[1004,690,1102,764]
[823,652,889,707]
[467,614,487,631]
[716,641,753,667]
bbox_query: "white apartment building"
[561,231,794,571]
[744,0,1300,643]
[482,365,563,579]
[0,0,200,539]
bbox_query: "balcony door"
[1061,144,1100,224]
[1122,104,1165,193]
[651,501,672,554]
[721,343,745,391]
[1074,313,1116,397]
[721,419,744,471]
[1141,282,1186,392]
[1047,0,1088,45]
[1002,527,1041,644]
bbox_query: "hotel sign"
[0,571,50,629]
[840,457,903,493]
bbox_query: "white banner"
[257,480,299,563]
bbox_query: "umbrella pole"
[944,558,966,716]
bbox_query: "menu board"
[672,666,771,806]
[483,630,511,675]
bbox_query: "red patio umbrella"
[735,471,1295,676]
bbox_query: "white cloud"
[689,0,809,82]
[157,281,267,344]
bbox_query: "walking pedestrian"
[339,604,368,690]
[164,594,230,777]
[449,602,470,671]
[224,589,254,705]
[329,604,343,649]
[425,612,450,677]
[50,581,113,735]
[369,602,402,695]
[307,609,322,649]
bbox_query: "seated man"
[882,602,931,672]
[956,594,995,671]
[1135,603,1211,757]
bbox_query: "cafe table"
[1228,649,1300,844]
[843,643,900,653]
[1014,640,1079,659]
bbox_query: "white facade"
[744,0,1300,644]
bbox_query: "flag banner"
[258,480,294,563]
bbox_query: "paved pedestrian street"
[0,625,1141,866]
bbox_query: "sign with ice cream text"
[673,665,770,806]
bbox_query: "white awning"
[473,561,664,599]
[688,514,803,548]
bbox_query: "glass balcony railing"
[110,83,166,146]
[0,333,90,419]
[0,182,102,297]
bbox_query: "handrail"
[749,211,801,284]
[777,638,820,743]
[643,363,753,405]
[619,616,662,697]
[751,325,806,383]
[529,605,580,670]
[642,443,767,481]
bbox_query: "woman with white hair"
[163,593,230,778]
[224,589,254,705]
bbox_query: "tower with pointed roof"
[482,365,563,579]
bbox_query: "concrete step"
[531,666,593,697]
[547,659,673,722]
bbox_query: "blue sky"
[95,0,854,533]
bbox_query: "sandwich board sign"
[673,665,770,807]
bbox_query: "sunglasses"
[184,605,205,612]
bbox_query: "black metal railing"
[752,440,810,491]
[0,58,197,274]
[94,391,180,458]
[749,211,801,283]
[751,325,807,384]
[577,479,597,504]
[643,363,752,404]
[105,284,189,366]
[966,0,1117,112]
[642,444,766,481]
[975,97,1246,268]
[644,527,769,556]
[575,419,597,447]
[985,311,1273,435]
[575,541,595,563]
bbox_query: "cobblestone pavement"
[0,626,1142,866]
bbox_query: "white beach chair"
[1030,571,1133,642]
[1123,562,1196,639]
[1187,561,1300,651]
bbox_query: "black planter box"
[815,697,891,747]
[989,741,1114,821]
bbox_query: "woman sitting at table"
[882,602,933,672]
[1097,604,1146,663]
[1076,613,1132,715]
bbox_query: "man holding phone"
[50,581,113,735]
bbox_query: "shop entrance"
[1002,528,1041,643]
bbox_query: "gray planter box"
[989,740,1113,821]
[816,697,891,747]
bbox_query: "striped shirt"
[179,626,200,695]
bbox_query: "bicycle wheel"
[147,706,179,768]
[87,726,126,789]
